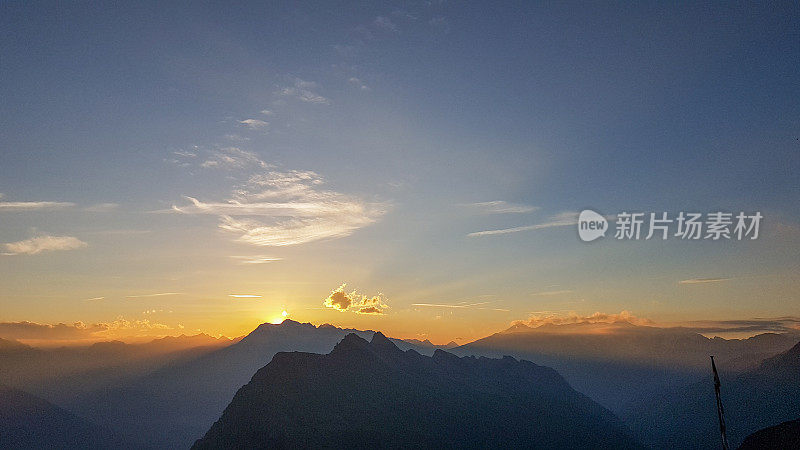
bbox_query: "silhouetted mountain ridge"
[194,333,644,449]
[753,340,800,376]
[454,322,796,411]
[68,320,446,448]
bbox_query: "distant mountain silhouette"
[136,333,232,355]
[752,337,800,376]
[397,337,459,350]
[193,332,644,449]
[454,321,796,412]
[0,333,230,406]
[68,320,454,448]
[0,385,123,449]
[69,320,410,448]
[623,340,800,449]
[738,418,800,449]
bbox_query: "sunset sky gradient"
[1,1,798,343]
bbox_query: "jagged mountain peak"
[330,332,403,359]
[194,333,643,449]
[432,347,461,362]
[247,319,316,337]
[332,332,369,350]
[369,331,401,353]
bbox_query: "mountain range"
[0,334,231,406]
[193,332,644,449]
[3,319,798,449]
[68,320,452,448]
[622,340,800,448]
[452,320,797,412]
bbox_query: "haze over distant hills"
[69,320,452,449]
[623,340,800,449]
[2,318,797,449]
[194,332,644,449]
[453,319,798,411]
[0,334,231,405]
[0,385,122,450]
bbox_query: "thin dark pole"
[711,356,729,450]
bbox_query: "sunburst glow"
[270,310,289,324]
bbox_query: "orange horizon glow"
[4,309,798,349]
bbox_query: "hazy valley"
[2,319,799,449]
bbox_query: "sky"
[1,1,799,344]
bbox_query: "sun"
[270,310,289,324]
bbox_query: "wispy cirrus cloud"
[229,255,282,264]
[468,211,578,237]
[200,147,270,170]
[277,78,330,104]
[0,195,116,213]
[681,317,800,334]
[508,312,800,336]
[173,169,387,247]
[174,149,198,158]
[3,235,87,255]
[531,289,574,296]
[229,294,261,298]
[323,283,389,315]
[463,201,539,214]
[0,195,75,211]
[224,133,251,143]
[125,292,183,299]
[678,277,732,285]
[239,119,269,130]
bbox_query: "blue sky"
[1,1,798,342]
